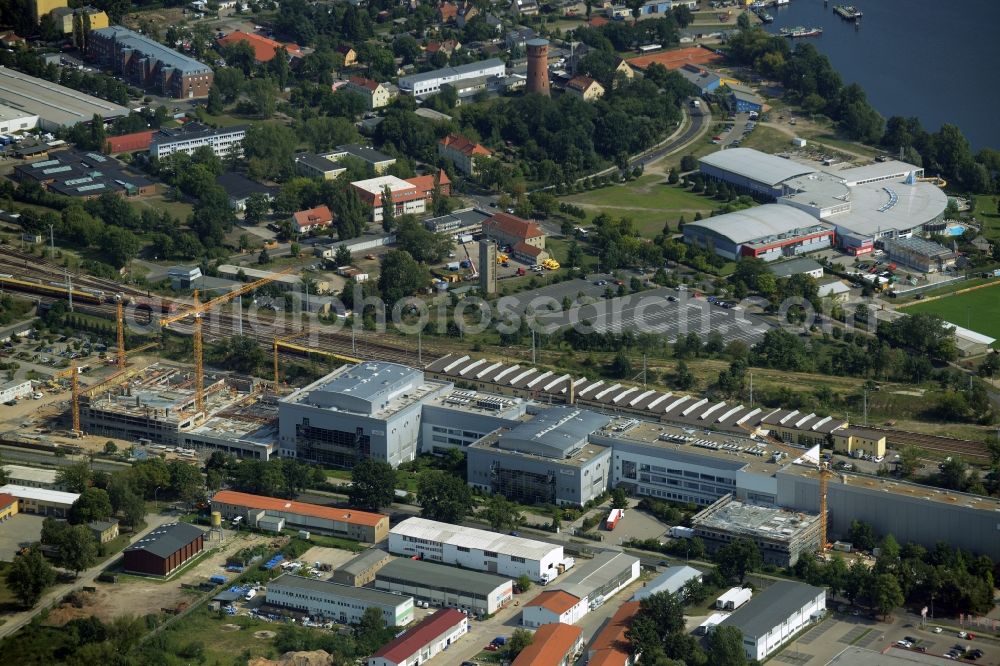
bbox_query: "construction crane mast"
[116,294,126,371]
[54,364,80,434]
[819,462,831,552]
[160,267,295,415]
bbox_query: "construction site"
[80,363,278,459]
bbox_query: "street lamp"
[154,485,161,512]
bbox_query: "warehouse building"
[714,580,825,661]
[150,123,247,159]
[210,490,389,543]
[89,26,213,98]
[388,517,566,581]
[0,380,33,404]
[551,551,640,609]
[122,522,204,576]
[324,144,397,174]
[0,102,38,134]
[374,557,514,616]
[265,574,414,626]
[0,66,129,129]
[332,549,393,586]
[368,609,467,666]
[632,565,703,601]
[0,484,79,517]
[278,362,449,467]
[511,623,583,666]
[398,58,506,97]
[691,495,823,566]
[467,407,612,506]
[423,207,491,235]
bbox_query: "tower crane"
[53,363,81,435]
[159,267,295,415]
[115,293,126,371]
[819,461,831,552]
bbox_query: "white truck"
[669,526,694,539]
[692,99,701,109]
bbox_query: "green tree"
[707,625,748,666]
[417,470,473,523]
[56,461,92,492]
[258,247,271,264]
[167,460,205,506]
[610,486,628,510]
[380,184,396,232]
[610,349,632,379]
[897,445,923,478]
[244,192,270,225]
[715,538,762,583]
[871,572,904,619]
[378,250,431,304]
[349,459,397,511]
[480,494,523,532]
[507,628,533,658]
[60,524,98,577]
[206,84,224,115]
[516,573,532,593]
[334,244,353,267]
[69,487,113,525]
[673,360,695,390]
[120,491,146,528]
[5,547,56,607]
[848,519,876,552]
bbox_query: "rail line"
[864,426,990,462]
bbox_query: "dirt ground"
[45,531,272,624]
[298,546,365,571]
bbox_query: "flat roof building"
[374,557,514,616]
[368,609,468,666]
[467,407,612,506]
[0,66,129,129]
[423,207,491,235]
[350,175,429,223]
[398,58,506,97]
[715,580,825,661]
[123,522,205,577]
[150,124,247,160]
[0,484,79,517]
[388,517,565,581]
[324,144,397,173]
[211,490,389,543]
[278,363,449,467]
[266,574,414,627]
[0,102,38,134]
[550,551,640,608]
[691,495,822,566]
[13,149,156,199]
[332,548,393,587]
[883,236,957,273]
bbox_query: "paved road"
[0,445,129,473]
[632,101,711,169]
[0,512,176,640]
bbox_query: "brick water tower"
[526,38,550,96]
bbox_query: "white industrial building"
[523,551,639,627]
[388,517,566,581]
[265,574,414,626]
[714,580,825,661]
[0,380,33,403]
[398,58,506,97]
[0,484,80,517]
[0,102,38,134]
[368,609,468,666]
[522,590,589,627]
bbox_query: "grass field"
[903,283,1000,346]
[563,176,716,236]
[130,194,194,222]
[740,125,795,154]
[974,195,1000,241]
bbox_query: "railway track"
[864,426,990,462]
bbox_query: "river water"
[762,0,1000,150]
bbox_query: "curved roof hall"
[700,148,817,187]
[685,204,826,244]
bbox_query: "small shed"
[791,137,807,148]
[259,516,285,533]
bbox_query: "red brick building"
[123,522,204,577]
[89,26,213,99]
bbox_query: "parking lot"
[0,513,44,560]
[537,287,774,344]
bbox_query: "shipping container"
[605,508,624,530]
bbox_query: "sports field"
[564,176,717,236]
[904,283,1000,347]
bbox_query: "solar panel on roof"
[85,152,107,162]
[41,165,72,174]
[77,183,105,192]
[63,177,94,186]
[30,159,59,169]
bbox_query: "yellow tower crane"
[272,333,362,388]
[159,267,295,414]
[819,461,831,552]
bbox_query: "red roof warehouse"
[123,522,205,577]
[105,130,155,154]
[368,608,468,666]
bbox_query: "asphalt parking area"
[772,650,813,665]
[0,513,45,560]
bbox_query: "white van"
[245,589,256,601]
